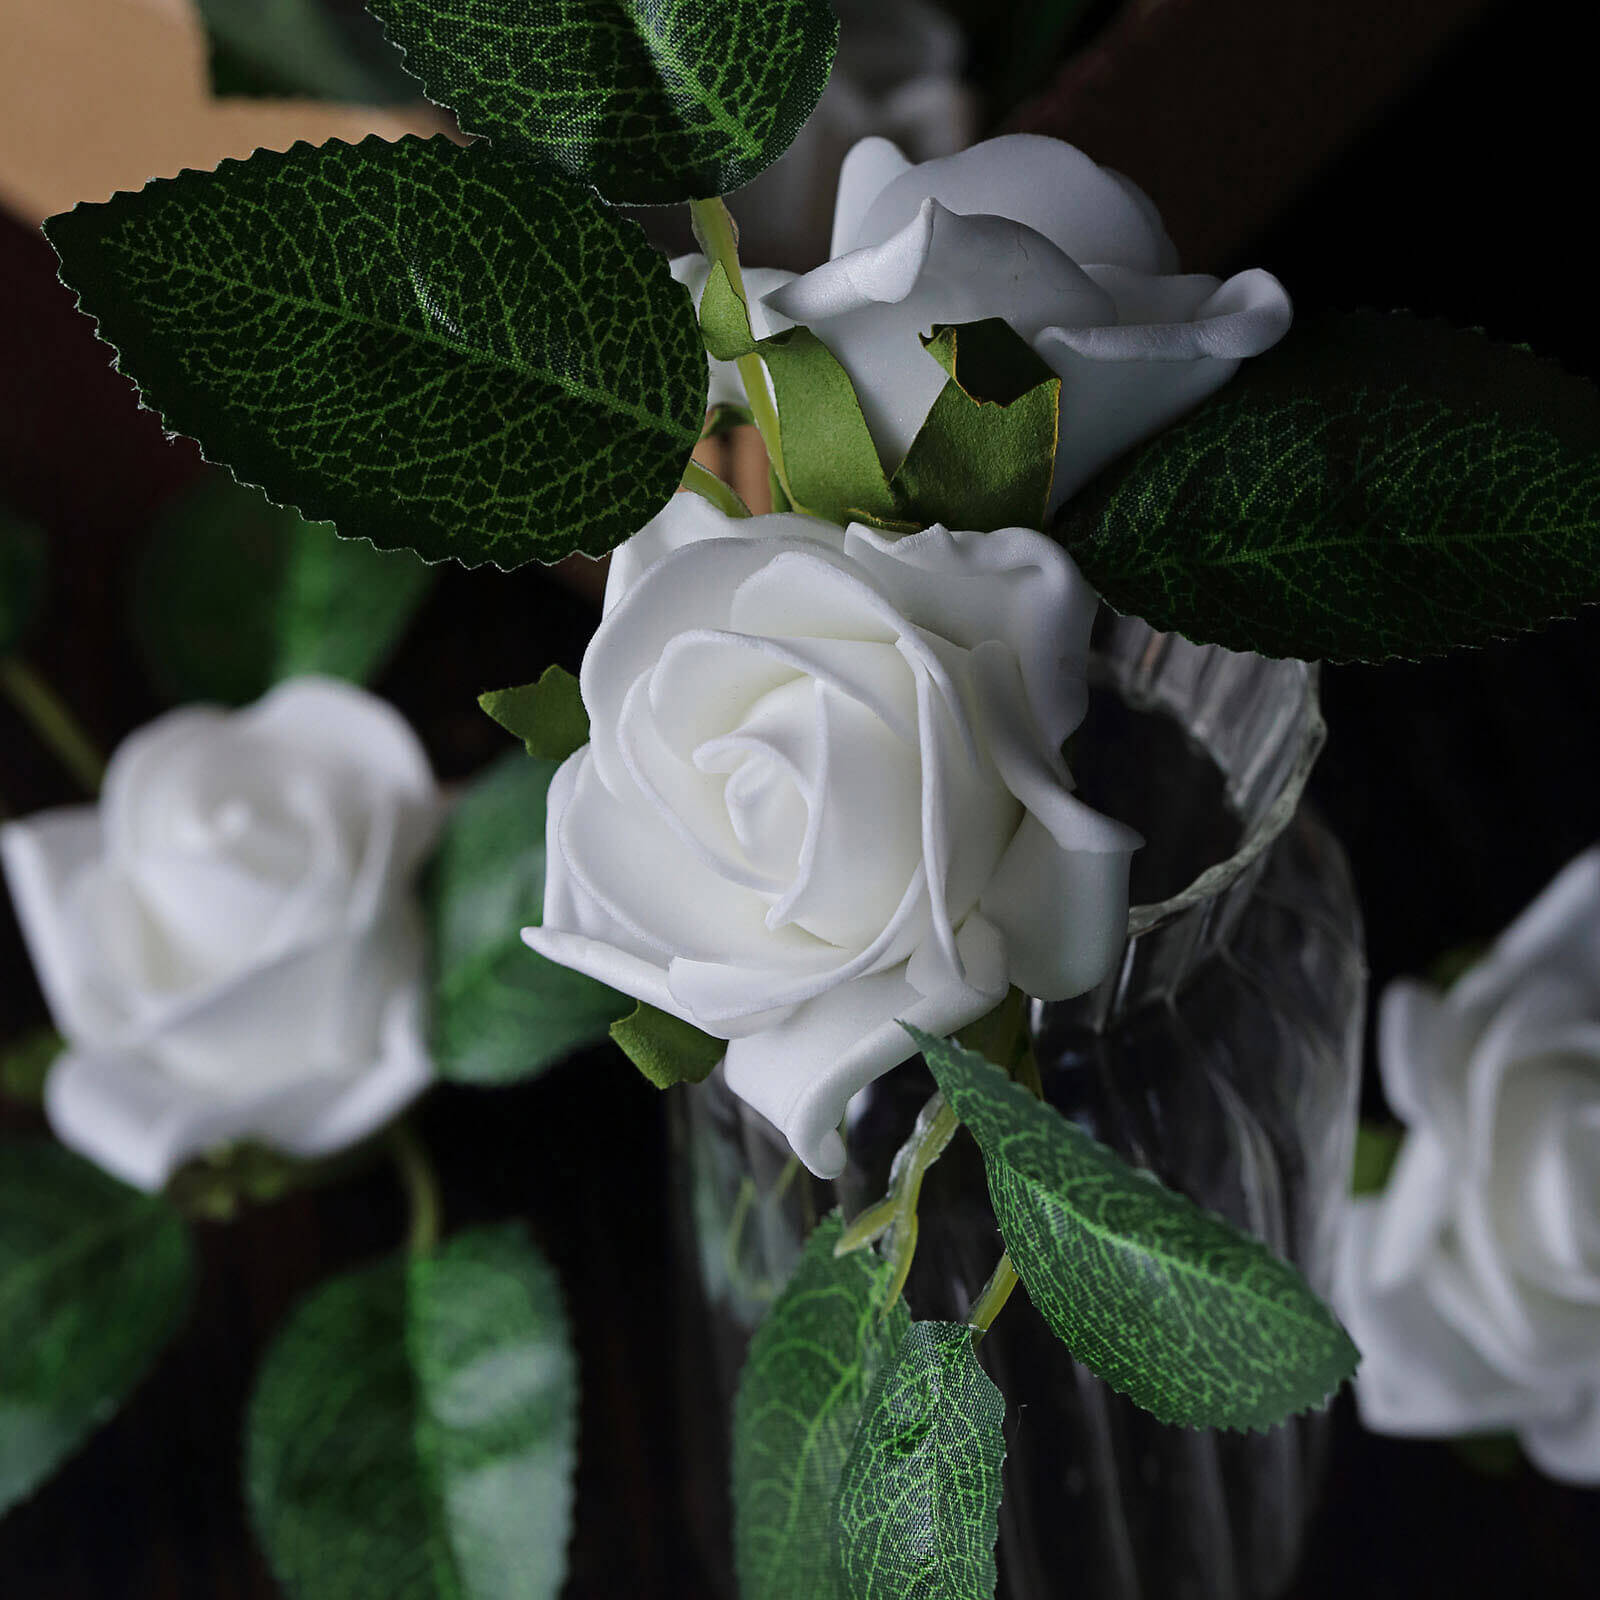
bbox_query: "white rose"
[1,678,440,1193]
[1334,846,1600,1483]
[709,133,1293,512]
[521,494,1139,1178]
[729,0,977,269]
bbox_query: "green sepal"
[1351,1122,1404,1198]
[0,506,46,655]
[1054,311,1600,662]
[890,320,1062,532]
[703,401,755,440]
[699,260,758,362]
[609,1002,723,1089]
[135,473,432,705]
[733,1215,909,1600]
[911,1027,1360,1432]
[163,1139,372,1223]
[428,751,632,1086]
[44,136,707,571]
[197,0,417,104]
[478,666,588,763]
[1,1140,195,1515]
[0,1027,62,1106]
[246,1223,578,1600]
[835,1321,1006,1600]
[365,0,840,205]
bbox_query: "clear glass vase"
[673,615,1367,1600]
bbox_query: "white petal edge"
[830,134,913,256]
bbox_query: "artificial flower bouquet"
[4,2,1600,1596]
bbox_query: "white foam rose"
[1,678,440,1193]
[676,132,1292,513]
[1335,846,1600,1483]
[522,495,1138,1178]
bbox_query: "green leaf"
[891,320,1062,532]
[197,0,418,104]
[478,666,588,763]
[0,506,46,655]
[835,1321,1006,1600]
[365,0,840,205]
[0,1139,194,1514]
[0,1028,63,1106]
[429,750,632,1086]
[247,1222,577,1600]
[135,473,433,705]
[1054,312,1600,662]
[609,1001,723,1089]
[734,1215,910,1600]
[912,1028,1360,1431]
[44,136,707,571]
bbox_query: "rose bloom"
[1335,847,1600,1482]
[522,495,1138,1176]
[1,678,439,1192]
[676,133,1292,512]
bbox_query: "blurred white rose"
[522,494,1138,1177]
[1,678,440,1192]
[732,0,977,269]
[1335,847,1600,1483]
[725,132,1291,512]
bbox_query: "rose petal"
[830,134,915,255]
[1522,1388,1600,1484]
[764,199,1116,472]
[722,914,1008,1177]
[849,133,1179,274]
[1366,1126,1454,1290]
[1377,978,1453,1128]
[1053,267,1292,361]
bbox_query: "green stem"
[968,1252,1020,1339]
[682,458,751,518]
[688,196,790,496]
[387,1121,442,1257]
[0,658,106,795]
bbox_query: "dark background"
[2,0,1598,1594]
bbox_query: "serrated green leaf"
[0,1139,194,1514]
[1054,311,1600,662]
[135,473,432,705]
[912,1028,1359,1431]
[198,0,418,104]
[835,1321,1006,1600]
[892,320,1061,532]
[0,1028,63,1106]
[0,507,46,655]
[429,751,631,1086]
[734,1216,910,1600]
[44,136,707,571]
[478,666,588,763]
[609,1001,723,1089]
[247,1222,577,1600]
[366,0,839,205]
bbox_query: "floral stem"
[687,196,790,497]
[387,1121,442,1257]
[0,658,106,795]
[682,458,751,518]
[969,1252,1020,1339]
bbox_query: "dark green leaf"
[913,1028,1359,1431]
[366,0,839,204]
[247,1223,577,1600]
[135,473,432,705]
[478,666,588,763]
[835,1321,1006,1600]
[609,1001,723,1089]
[734,1216,909,1600]
[45,136,706,571]
[1054,312,1600,662]
[0,1140,194,1514]
[198,0,418,104]
[0,1028,63,1106]
[0,507,46,655]
[429,751,631,1086]
[892,320,1061,532]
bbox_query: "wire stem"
[0,658,106,795]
